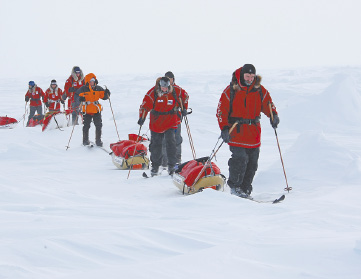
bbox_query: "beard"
[245,80,252,86]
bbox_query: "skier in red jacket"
[161,71,189,168]
[62,66,85,124]
[44,80,64,112]
[138,76,187,176]
[25,81,45,126]
[216,64,280,197]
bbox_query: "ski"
[89,141,112,155]
[242,194,285,204]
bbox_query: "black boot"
[83,128,90,145]
[95,128,103,147]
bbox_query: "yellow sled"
[173,172,225,195]
[111,153,150,170]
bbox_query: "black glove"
[79,96,86,102]
[270,114,280,129]
[221,127,230,143]
[137,117,145,126]
[25,96,29,102]
[105,88,110,97]
[181,109,188,117]
[60,100,65,104]
[69,87,76,93]
[45,102,49,108]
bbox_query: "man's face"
[51,84,57,89]
[169,78,174,85]
[160,86,168,93]
[90,80,95,87]
[243,73,255,86]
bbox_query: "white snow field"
[1,67,361,279]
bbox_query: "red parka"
[63,67,85,111]
[44,87,63,112]
[217,67,277,148]
[25,86,44,107]
[139,78,185,133]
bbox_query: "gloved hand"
[60,100,65,105]
[137,117,145,126]
[105,88,110,97]
[45,102,49,108]
[79,96,86,102]
[221,127,230,143]
[270,114,280,129]
[25,96,29,102]
[181,109,188,117]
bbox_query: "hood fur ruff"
[71,66,84,82]
[155,77,173,97]
[232,67,262,91]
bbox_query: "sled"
[0,116,18,129]
[27,114,44,127]
[172,157,226,194]
[110,140,150,170]
[42,112,68,131]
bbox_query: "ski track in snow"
[0,67,361,279]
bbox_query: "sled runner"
[27,114,44,127]
[42,112,68,131]
[0,116,18,129]
[172,157,226,194]
[110,139,150,170]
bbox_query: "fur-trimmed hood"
[71,66,84,82]
[155,77,173,96]
[232,67,262,91]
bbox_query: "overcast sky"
[0,0,360,79]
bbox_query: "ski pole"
[269,103,292,192]
[65,107,81,150]
[105,86,120,141]
[178,97,197,159]
[23,102,28,127]
[188,121,239,193]
[127,111,146,179]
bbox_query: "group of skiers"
[24,64,279,198]
[25,66,110,147]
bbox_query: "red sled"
[27,114,44,127]
[110,140,150,170]
[128,133,149,142]
[42,112,67,131]
[0,116,18,129]
[172,157,226,194]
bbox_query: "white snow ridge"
[0,67,361,279]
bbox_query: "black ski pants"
[150,129,177,169]
[161,123,182,166]
[27,105,43,124]
[83,113,102,132]
[228,146,260,194]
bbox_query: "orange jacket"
[77,73,108,114]
[217,67,277,148]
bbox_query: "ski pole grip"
[269,103,274,121]
[229,121,239,134]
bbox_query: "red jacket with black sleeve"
[63,68,85,110]
[139,78,183,133]
[173,83,189,125]
[25,86,45,107]
[216,68,277,148]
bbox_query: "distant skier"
[77,73,110,147]
[44,80,64,113]
[62,66,85,125]
[25,81,45,126]
[216,64,280,198]
[138,76,187,176]
[161,71,189,168]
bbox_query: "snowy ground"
[1,67,361,279]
